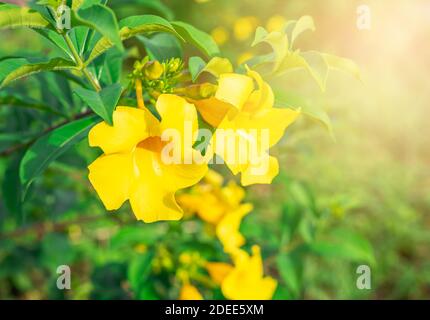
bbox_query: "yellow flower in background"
[177,169,247,224]
[234,16,259,41]
[216,203,253,252]
[88,94,207,223]
[221,246,277,300]
[206,262,233,285]
[179,283,203,300]
[204,69,300,186]
[211,26,229,46]
[266,15,287,32]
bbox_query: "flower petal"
[206,262,233,285]
[88,153,134,210]
[234,107,300,147]
[88,106,159,154]
[216,203,253,252]
[156,94,199,143]
[179,284,203,300]
[129,148,207,223]
[215,73,254,111]
[241,154,279,186]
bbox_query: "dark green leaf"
[19,116,98,191]
[139,33,183,61]
[74,83,122,124]
[73,4,123,51]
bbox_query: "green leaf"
[188,56,232,82]
[0,57,28,82]
[274,90,333,137]
[0,93,67,117]
[139,33,183,61]
[85,15,180,65]
[73,4,123,51]
[252,26,288,71]
[276,250,304,298]
[290,15,315,48]
[321,53,361,81]
[19,116,98,191]
[34,29,73,59]
[0,58,77,89]
[309,228,375,265]
[74,83,122,125]
[277,51,360,91]
[171,21,220,58]
[188,56,206,82]
[0,4,51,30]
[2,153,23,219]
[111,0,174,20]
[128,252,154,294]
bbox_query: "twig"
[0,110,93,158]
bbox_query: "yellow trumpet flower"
[195,69,300,186]
[179,283,203,300]
[221,246,277,300]
[88,94,208,223]
[177,169,246,224]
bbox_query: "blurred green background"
[0,0,429,299]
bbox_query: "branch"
[0,110,93,158]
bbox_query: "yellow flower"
[221,246,277,300]
[211,26,229,46]
[266,15,287,32]
[179,283,203,300]
[196,69,300,186]
[216,203,253,252]
[206,262,233,285]
[88,94,208,223]
[177,169,246,224]
[233,16,259,42]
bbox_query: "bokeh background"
[0,0,429,299]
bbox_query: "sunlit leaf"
[171,21,220,58]
[252,26,288,71]
[86,15,180,65]
[0,58,77,89]
[290,15,315,48]
[0,4,51,30]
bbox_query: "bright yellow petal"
[206,262,233,285]
[88,153,134,210]
[156,94,199,143]
[192,97,235,127]
[179,284,203,300]
[222,246,277,300]
[216,203,253,252]
[241,154,279,186]
[88,106,159,154]
[234,108,300,147]
[129,147,207,223]
[221,180,245,208]
[243,69,274,112]
[215,73,254,111]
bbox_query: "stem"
[135,79,145,109]
[62,33,101,92]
